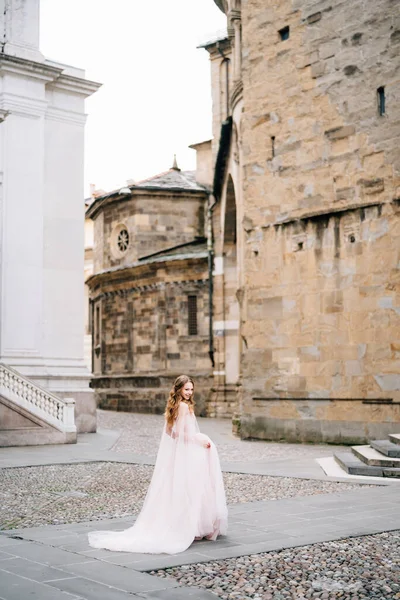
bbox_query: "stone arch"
[223,175,239,384]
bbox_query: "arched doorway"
[223,176,240,384]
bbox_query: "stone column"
[231,14,242,82]
[0,0,44,61]
[0,0,101,433]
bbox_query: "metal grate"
[188,295,198,336]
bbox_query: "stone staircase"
[334,433,400,478]
[0,363,77,447]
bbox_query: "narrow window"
[279,26,290,41]
[188,296,198,336]
[271,136,276,158]
[377,86,385,116]
[88,298,93,334]
[95,305,100,346]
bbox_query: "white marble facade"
[0,0,101,432]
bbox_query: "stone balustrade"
[0,363,76,434]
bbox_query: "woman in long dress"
[88,375,228,554]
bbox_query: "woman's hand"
[194,433,211,448]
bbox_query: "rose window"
[117,229,129,252]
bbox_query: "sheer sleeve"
[169,402,211,447]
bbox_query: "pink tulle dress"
[88,402,228,554]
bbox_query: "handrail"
[0,363,76,433]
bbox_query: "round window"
[117,229,129,252]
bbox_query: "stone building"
[0,0,100,446]
[205,0,400,442]
[86,159,214,414]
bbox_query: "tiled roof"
[86,239,208,282]
[85,167,210,219]
[139,238,207,263]
[134,169,207,192]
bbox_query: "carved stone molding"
[231,79,243,110]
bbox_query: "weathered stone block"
[325,125,356,140]
[358,178,385,195]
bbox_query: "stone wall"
[90,258,211,415]
[234,0,400,441]
[240,397,400,445]
[93,191,206,273]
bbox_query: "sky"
[39,0,226,197]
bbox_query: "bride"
[88,375,228,554]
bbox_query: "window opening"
[95,305,100,346]
[188,295,198,336]
[377,86,385,116]
[271,136,276,158]
[279,26,290,41]
[117,229,129,252]
[88,299,93,334]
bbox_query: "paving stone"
[0,569,79,600]
[57,559,179,594]
[0,537,25,549]
[45,576,144,600]
[0,551,15,561]
[5,541,93,566]
[0,557,73,583]
[146,587,219,599]
[123,552,212,573]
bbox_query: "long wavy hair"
[164,375,195,428]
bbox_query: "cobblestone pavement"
[98,410,345,462]
[0,462,372,530]
[153,531,400,600]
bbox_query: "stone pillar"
[0,0,44,61]
[0,0,101,433]
[232,18,242,81]
[229,9,241,83]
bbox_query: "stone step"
[384,468,400,478]
[370,439,400,458]
[334,452,385,477]
[334,452,400,478]
[389,433,400,446]
[352,445,400,468]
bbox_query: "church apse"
[86,166,213,415]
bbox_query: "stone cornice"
[87,257,208,292]
[204,38,231,59]
[91,277,209,302]
[273,200,386,229]
[213,0,227,14]
[0,53,101,98]
[0,53,62,82]
[47,74,101,98]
